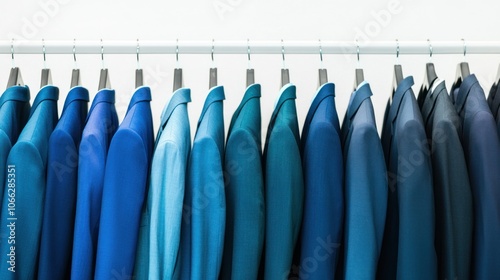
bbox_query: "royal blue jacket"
[94,86,154,279]
[38,86,89,280]
[71,89,118,280]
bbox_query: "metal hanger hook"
[136,39,140,64]
[100,39,104,62]
[427,39,433,58]
[396,39,400,59]
[319,39,323,62]
[356,39,360,63]
[462,38,466,57]
[10,38,15,62]
[281,39,285,62]
[211,39,215,62]
[176,39,179,62]
[42,38,46,63]
[247,38,251,62]
[73,39,77,63]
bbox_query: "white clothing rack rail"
[0,40,500,55]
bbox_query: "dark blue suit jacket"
[378,76,437,280]
[420,80,473,279]
[38,86,89,280]
[487,82,500,136]
[341,82,387,279]
[95,87,153,279]
[180,86,225,279]
[261,84,304,280]
[71,89,119,280]
[0,86,30,206]
[299,83,343,279]
[451,74,500,279]
[221,84,264,280]
[0,86,59,280]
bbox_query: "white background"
[1,0,500,140]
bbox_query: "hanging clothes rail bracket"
[1,40,500,55]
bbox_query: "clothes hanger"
[98,39,111,90]
[135,39,143,88]
[318,39,328,87]
[353,40,364,90]
[173,39,183,92]
[392,39,403,97]
[40,39,52,88]
[246,39,255,87]
[494,63,500,87]
[70,39,81,88]
[454,38,470,85]
[421,39,438,93]
[209,39,217,88]
[281,39,290,87]
[7,39,24,88]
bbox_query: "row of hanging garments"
[0,48,499,280]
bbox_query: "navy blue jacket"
[451,74,500,279]
[420,80,473,279]
[378,76,437,280]
[299,83,343,279]
[38,86,89,280]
